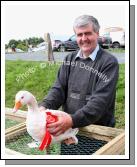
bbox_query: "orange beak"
[13,101,22,113]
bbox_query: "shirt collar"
[75,44,99,61]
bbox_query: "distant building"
[5,48,13,53]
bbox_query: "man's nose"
[81,34,88,40]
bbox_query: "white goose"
[13,90,78,150]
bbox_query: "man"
[39,15,119,137]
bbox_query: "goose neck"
[27,97,39,112]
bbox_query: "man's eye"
[85,32,92,36]
[77,34,82,37]
[77,32,92,37]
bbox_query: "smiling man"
[39,15,119,138]
[74,18,99,57]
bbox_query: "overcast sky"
[3,1,129,43]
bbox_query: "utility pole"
[44,33,55,62]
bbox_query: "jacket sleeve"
[71,59,119,128]
[38,57,70,109]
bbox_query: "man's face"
[74,24,99,56]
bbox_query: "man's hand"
[46,111,73,136]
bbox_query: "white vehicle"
[15,48,24,53]
[105,31,125,48]
[32,42,48,52]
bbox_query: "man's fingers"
[47,120,61,128]
[53,130,63,136]
[47,125,62,135]
[46,112,73,137]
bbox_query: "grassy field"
[106,48,125,53]
[5,60,125,129]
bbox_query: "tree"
[8,39,18,49]
[16,43,28,51]
[5,44,8,49]
[7,37,45,50]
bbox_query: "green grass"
[5,60,125,129]
[115,64,125,129]
[5,60,60,110]
[106,48,125,53]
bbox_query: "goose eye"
[21,96,24,99]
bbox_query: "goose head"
[13,90,37,113]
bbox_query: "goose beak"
[13,101,22,113]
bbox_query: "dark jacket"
[39,48,119,128]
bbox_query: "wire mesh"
[6,132,107,155]
[6,132,47,155]
[61,135,107,155]
[5,118,21,129]
[5,118,108,155]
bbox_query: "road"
[5,50,125,64]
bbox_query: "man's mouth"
[81,41,90,46]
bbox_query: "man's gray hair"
[73,15,100,33]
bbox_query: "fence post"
[44,33,55,62]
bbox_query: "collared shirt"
[75,44,99,61]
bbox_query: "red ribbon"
[39,112,58,151]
